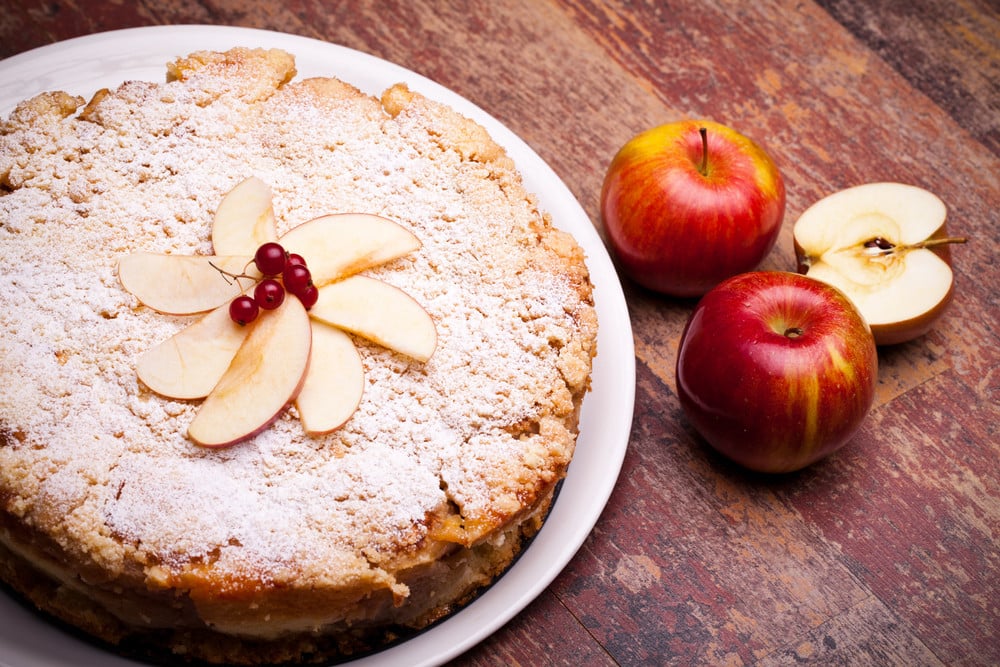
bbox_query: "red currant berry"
[297,284,319,310]
[254,278,285,310]
[286,253,307,268]
[229,295,259,325]
[283,264,313,296]
[254,242,287,276]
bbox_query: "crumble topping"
[0,49,596,597]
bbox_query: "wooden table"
[2,1,997,664]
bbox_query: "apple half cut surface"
[793,182,966,345]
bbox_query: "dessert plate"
[0,25,635,667]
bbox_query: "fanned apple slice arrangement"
[118,176,437,447]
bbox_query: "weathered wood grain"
[814,0,1000,158]
[784,370,1000,665]
[546,363,876,664]
[457,589,618,666]
[1,1,997,665]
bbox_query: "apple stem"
[862,235,968,256]
[698,127,709,176]
[911,236,968,250]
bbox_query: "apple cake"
[0,47,597,664]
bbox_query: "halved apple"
[212,176,279,256]
[279,213,421,287]
[793,182,966,345]
[295,322,365,434]
[119,253,256,315]
[309,275,437,362]
[188,296,312,447]
[137,303,249,399]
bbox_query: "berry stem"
[209,260,257,290]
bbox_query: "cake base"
[0,490,552,665]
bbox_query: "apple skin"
[600,120,785,297]
[675,271,878,473]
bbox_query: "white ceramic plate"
[0,25,635,667]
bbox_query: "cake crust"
[0,47,596,663]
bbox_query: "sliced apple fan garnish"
[190,296,313,448]
[119,254,260,315]
[793,182,966,346]
[310,276,437,363]
[136,302,249,400]
[212,175,280,255]
[118,177,437,446]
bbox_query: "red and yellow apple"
[675,271,877,473]
[600,119,785,297]
[793,182,965,345]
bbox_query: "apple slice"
[188,297,312,447]
[119,253,256,315]
[793,182,966,345]
[279,213,420,286]
[309,275,437,362]
[295,322,365,434]
[212,176,279,256]
[136,303,249,399]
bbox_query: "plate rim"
[0,25,635,667]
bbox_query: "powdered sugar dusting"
[0,50,596,588]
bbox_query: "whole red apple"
[675,271,877,473]
[600,120,785,297]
